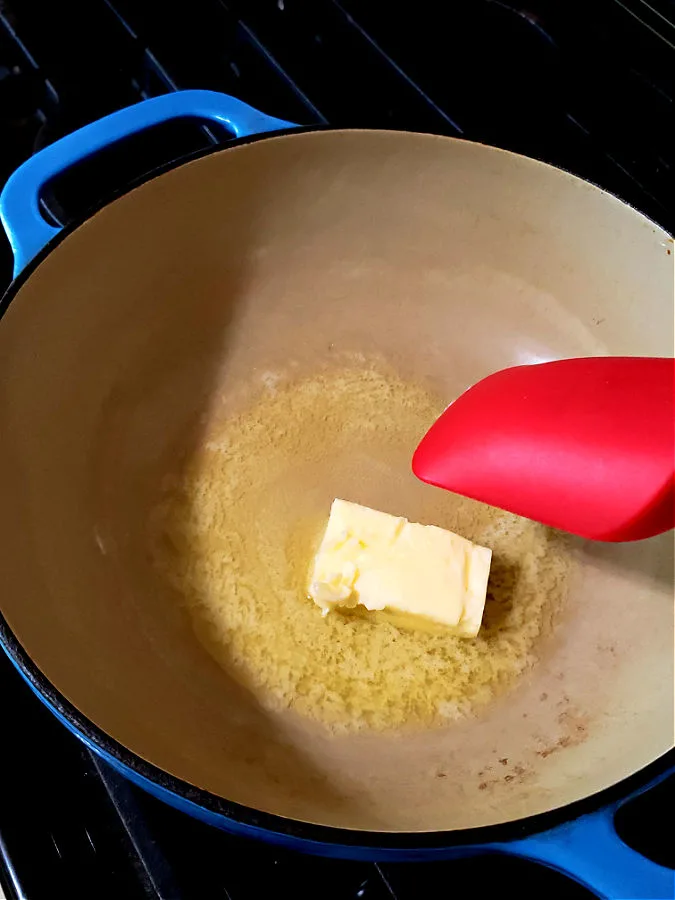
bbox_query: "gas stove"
[0,2,673,897]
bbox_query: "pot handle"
[0,89,297,277]
[491,786,674,899]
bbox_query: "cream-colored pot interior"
[0,131,672,832]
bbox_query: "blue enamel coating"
[0,90,672,896]
[7,643,674,892]
[0,89,296,277]
[491,801,674,899]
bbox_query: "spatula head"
[413,357,674,542]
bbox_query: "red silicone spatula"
[412,357,675,542]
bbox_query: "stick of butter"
[307,499,492,637]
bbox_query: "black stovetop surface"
[0,2,673,897]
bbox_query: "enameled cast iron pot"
[0,91,673,899]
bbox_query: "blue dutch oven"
[0,91,672,899]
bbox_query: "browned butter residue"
[149,360,571,733]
